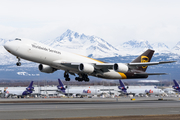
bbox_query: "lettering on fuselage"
[83,89,91,93]
[32,44,61,54]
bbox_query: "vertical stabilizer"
[172,80,180,92]
[22,81,34,95]
[57,79,66,93]
[118,80,127,93]
[173,80,179,87]
[28,81,34,88]
[131,49,154,72]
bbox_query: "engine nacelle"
[78,63,94,74]
[38,64,57,73]
[113,63,128,73]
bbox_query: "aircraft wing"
[59,62,114,72]
[54,61,175,75]
[128,61,176,66]
[59,61,175,69]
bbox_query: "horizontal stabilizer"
[129,61,176,66]
[134,73,167,75]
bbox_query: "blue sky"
[0,0,180,48]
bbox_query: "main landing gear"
[16,57,21,66]
[75,74,89,82]
[64,72,90,82]
[64,72,70,81]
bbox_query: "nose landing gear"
[16,57,21,66]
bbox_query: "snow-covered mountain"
[116,40,171,55]
[151,42,170,53]
[0,29,179,65]
[172,41,180,55]
[41,29,119,58]
[116,40,153,55]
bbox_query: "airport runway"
[0,97,180,119]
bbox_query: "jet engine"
[113,63,128,73]
[78,63,94,74]
[38,64,57,73]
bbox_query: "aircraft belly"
[99,70,123,79]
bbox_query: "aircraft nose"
[4,42,10,51]
[4,41,18,53]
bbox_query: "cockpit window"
[15,38,21,41]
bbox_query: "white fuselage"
[2,87,25,96]
[126,88,164,96]
[5,90,24,96]
[4,38,125,79]
[60,88,102,96]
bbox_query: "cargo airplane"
[3,81,34,98]
[118,80,164,96]
[57,79,102,97]
[4,38,175,82]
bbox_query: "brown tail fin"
[131,49,154,72]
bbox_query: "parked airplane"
[4,38,175,82]
[118,80,164,96]
[4,81,34,98]
[172,79,180,93]
[163,88,176,95]
[57,79,102,97]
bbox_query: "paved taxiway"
[0,97,180,119]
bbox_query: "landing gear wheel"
[82,74,89,82]
[78,78,83,82]
[76,74,90,82]
[75,77,79,81]
[16,62,21,66]
[64,72,70,81]
[84,78,89,82]
[65,78,70,81]
[75,77,83,82]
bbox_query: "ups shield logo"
[141,56,149,68]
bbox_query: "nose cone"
[4,42,10,51]
[4,42,13,52]
[4,41,18,53]
[4,42,10,50]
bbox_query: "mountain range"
[41,29,180,57]
[0,29,179,80]
[0,29,180,60]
